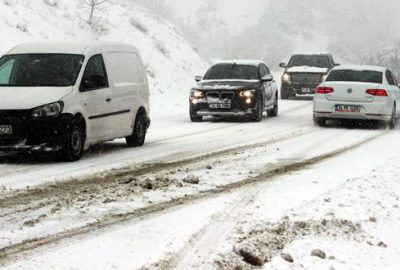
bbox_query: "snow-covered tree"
[81,0,108,26]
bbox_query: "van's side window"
[0,58,15,85]
[80,54,109,91]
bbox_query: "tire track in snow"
[0,130,386,266]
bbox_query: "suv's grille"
[206,91,235,102]
[291,73,322,85]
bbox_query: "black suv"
[189,61,279,122]
[279,54,338,99]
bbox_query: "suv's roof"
[214,60,265,67]
[6,41,139,55]
[292,53,332,56]
[332,65,386,72]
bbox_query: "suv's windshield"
[203,64,259,80]
[0,54,84,87]
[288,55,330,68]
[326,69,383,84]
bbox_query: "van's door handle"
[106,98,112,103]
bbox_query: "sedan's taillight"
[316,86,334,94]
[366,89,388,96]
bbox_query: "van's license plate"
[0,125,13,135]
[335,105,361,113]
[209,103,231,109]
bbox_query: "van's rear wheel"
[61,120,85,162]
[126,111,147,147]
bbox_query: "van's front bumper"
[0,111,74,152]
[313,99,392,121]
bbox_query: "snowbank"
[0,0,208,116]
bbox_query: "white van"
[0,41,150,161]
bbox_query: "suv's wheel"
[61,119,85,162]
[281,86,289,100]
[389,104,396,130]
[251,98,263,122]
[190,112,203,122]
[267,96,278,117]
[126,111,147,147]
[190,106,203,122]
[313,116,326,127]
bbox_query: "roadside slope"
[0,0,208,116]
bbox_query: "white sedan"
[313,65,400,129]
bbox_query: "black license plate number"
[335,105,361,113]
[0,125,13,135]
[209,103,231,109]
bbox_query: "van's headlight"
[32,102,64,118]
[282,73,291,83]
[239,89,256,98]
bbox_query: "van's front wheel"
[61,120,85,162]
[126,111,147,147]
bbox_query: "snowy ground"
[0,98,399,270]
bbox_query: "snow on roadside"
[215,143,400,270]
[0,0,208,116]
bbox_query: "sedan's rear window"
[326,69,383,84]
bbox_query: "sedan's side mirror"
[261,74,274,82]
[195,75,203,82]
[279,63,287,68]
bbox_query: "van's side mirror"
[261,74,274,82]
[81,75,107,91]
[195,75,203,82]
[279,63,287,68]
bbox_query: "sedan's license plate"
[335,105,361,113]
[209,103,231,109]
[0,125,13,135]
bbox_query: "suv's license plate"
[302,87,311,93]
[0,125,13,135]
[335,105,361,113]
[209,103,231,109]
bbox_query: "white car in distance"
[313,65,400,129]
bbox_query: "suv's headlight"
[239,89,256,98]
[192,90,204,98]
[32,102,64,118]
[282,73,291,83]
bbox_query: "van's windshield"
[0,54,84,87]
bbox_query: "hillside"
[0,0,208,116]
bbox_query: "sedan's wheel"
[267,97,278,117]
[126,112,147,147]
[251,99,263,122]
[389,105,396,130]
[313,116,326,127]
[61,120,85,162]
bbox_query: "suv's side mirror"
[279,63,287,68]
[81,75,107,91]
[195,75,203,82]
[334,63,341,67]
[262,74,274,82]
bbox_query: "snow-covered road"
[1,99,400,270]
